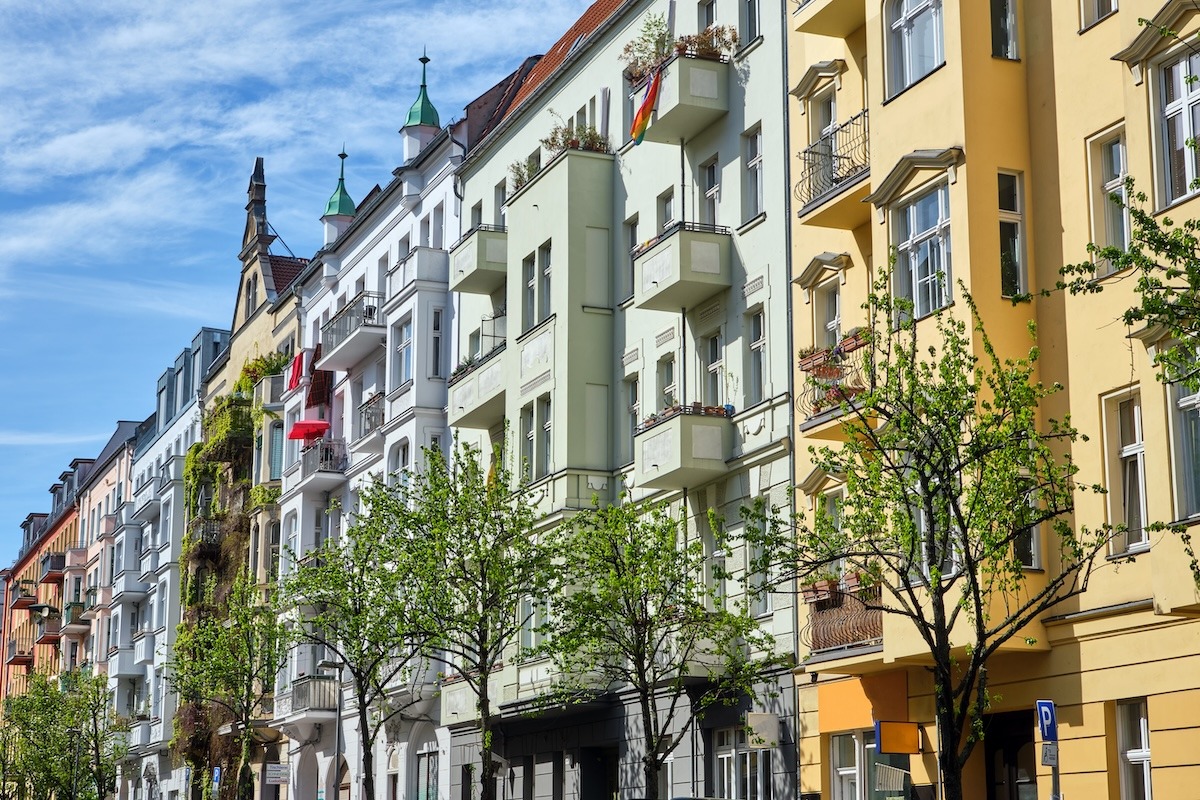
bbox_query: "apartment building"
[788,1,1200,798]
[116,328,230,800]
[448,1,797,798]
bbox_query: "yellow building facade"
[789,1,1200,798]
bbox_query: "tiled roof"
[505,0,627,117]
[266,255,308,293]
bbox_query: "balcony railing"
[448,315,508,386]
[321,291,384,353]
[190,517,222,550]
[301,439,348,479]
[6,639,33,665]
[636,402,730,435]
[797,330,870,422]
[802,585,883,653]
[9,581,36,608]
[357,394,385,441]
[255,373,286,408]
[39,552,66,583]
[276,674,338,717]
[794,110,869,210]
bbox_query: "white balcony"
[112,569,149,603]
[633,222,732,312]
[449,226,508,295]
[317,292,386,372]
[636,53,729,144]
[134,631,157,665]
[138,548,159,581]
[107,647,140,678]
[633,405,733,490]
[448,322,508,431]
[272,674,339,726]
[388,246,450,300]
[132,475,161,521]
[297,439,348,493]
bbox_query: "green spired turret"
[324,150,357,218]
[405,51,440,129]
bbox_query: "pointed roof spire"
[323,149,357,217]
[405,49,441,129]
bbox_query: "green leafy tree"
[63,670,129,800]
[4,674,72,800]
[761,282,1119,800]
[281,507,435,800]
[547,499,778,800]
[1060,180,1200,389]
[377,440,556,800]
[169,567,290,800]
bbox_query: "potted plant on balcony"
[801,569,840,603]
[620,13,672,82]
[798,345,829,371]
[675,25,740,59]
[839,326,870,353]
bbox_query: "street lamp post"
[317,660,344,800]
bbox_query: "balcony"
[299,439,348,492]
[6,639,32,666]
[794,110,870,228]
[61,602,89,635]
[448,333,508,431]
[254,373,286,410]
[112,569,149,603]
[188,517,222,561]
[130,720,151,749]
[273,674,339,723]
[797,332,871,434]
[158,454,184,491]
[633,405,732,490]
[632,221,731,312]
[132,472,161,521]
[98,512,119,542]
[388,246,450,300]
[635,53,729,144]
[134,630,157,664]
[39,552,66,584]
[794,0,866,38]
[36,615,61,644]
[202,397,253,460]
[65,546,88,570]
[107,647,139,678]
[317,291,386,372]
[139,547,159,581]
[8,580,36,609]
[352,394,385,453]
[801,585,883,666]
[449,225,508,295]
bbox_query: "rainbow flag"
[630,69,662,145]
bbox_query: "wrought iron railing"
[630,220,731,258]
[301,439,348,479]
[321,291,384,352]
[278,674,338,716]
[449,223,508,253]
[802,585,883,653]
[357,395,385,440]
[635,402,730,436]
[797,332,870,420]
[794,110,869,210]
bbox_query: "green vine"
[248,484,281,511]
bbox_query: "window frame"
[815,277,842,349]
[430,308,444,378]
[1081,0,1117,30]
[887,0,945,97]
[1092,128,1130,276]
[703,332,724,406]
[1157,48,1200,205]
[893,181,953,319]
[747,308,766,407]
[1172,381,1200,520]
[744,127,765,221]
[701,156,721,226]
[1117,698,1152,800]
[990,0,1018,60]
[396,317,414,386]
[998,171,1026,298]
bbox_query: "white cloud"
[0,430,110,447]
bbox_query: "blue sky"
[0,0,592,565]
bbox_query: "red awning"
[287,420,330,440]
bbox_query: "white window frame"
[998,171,1025,298]
[626,374,639,461]
[713,728,769,800]
[1158,49,1200,205]
[523,254,536,332]
[887,0,945,97]
[701,156,720,226]
[1173,381,1200,519]
[659,189,676,231]
[744,127,764,221]
[658,355,676,409]
[703,332,724,406]
[538,242,552,323]
[537,394,552,479]
[1117,698,1152,800]
[430,308,444,378]
[520,403,535,480]
[990,0,1018,60]
[741,0,760,42]
[1081,0,1117,29]
[1107,392,1148,553]
[747,309,765,406]
[396,317,414,386]
[1093,129,1130,276]
[893,182,952,319]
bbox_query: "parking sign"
[1036,700,1058,742]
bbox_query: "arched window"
[888,0,943,96]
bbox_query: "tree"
[1061,181,1200,390]
[375,440,557,800]
[281,507,435,800]
[4,673,72,800]
[169,567,290,800]
[63,670,129,800]
[546,499,778,800]
[765,283,1118,800]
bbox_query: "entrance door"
[985,710,1038,800]
[579,747,618,800]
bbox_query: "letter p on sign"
[1036,699,1058,742]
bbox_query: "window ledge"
[1078,9,1118,35]
[516,313,557,345]
[737,212,768,236]
[618,294,635,310]
[1107,543,1150,562]
[882,62,947,106]
[734,35,765,62]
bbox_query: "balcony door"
[810,89,837,195]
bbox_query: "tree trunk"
[478,674,496,800]
[237,731,255,800]
[935,682,964,800]
[359,691,376,800]
[638,691,659,800]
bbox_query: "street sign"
[212,767,221,788]
[1036,699,1058,742]
[1041,743,1059,767]
[266,764,289,786]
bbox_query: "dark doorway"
[984,710,1038,800]
[579,747,618,800]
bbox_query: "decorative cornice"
[1113,0,1197,85]
[864,147,965,223]
[790,59,847,108]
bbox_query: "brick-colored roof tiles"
[505,0,628,118]
[266,255,308,294]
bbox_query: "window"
[747,309,765,406]
[815,278,841,349]
[537,394,552,479]
[699,0,716,28]
[744,127,764,220]
[1083,0,1117,29]
[396,318,414,385]
[831,730,911,800]
[414,747,439,800]
[1117,699,1152,800]
[1173,382,1200,518]
[990,0,1017,59]
[521,403,535,480]
[659,188,676,231]
[998,172,1025,297]
[625,375,640,460]
[740,0,759,42]
[703,333,724,405]
[1095,131,1130,276]
[887,0,944,96]
[494,181,507,226]
[809,89,837,194]
[625,215,639,298]
[1110,394,1147,552]
[470,202,483,229]
[658,355,676,409]
[701,157,720,226]
[894,182,952,319]
[714,728,770,800]
[269,423,284,481]
[523,254,536,331]
[538,242,552,322]
[1161,51,1200,204]
[430,309,444,378]
[519,595,551,651]
[1014,478,1041,569]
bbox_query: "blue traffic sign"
[1036,700,1058,742]
[212,767,222,787]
